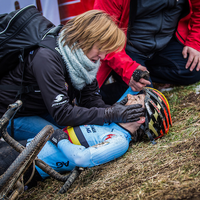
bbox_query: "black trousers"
[100,71,129,105]
[0,140,42,189]
[100,36,200,105]
[127,36,200,85]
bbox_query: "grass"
[19,82,200,200]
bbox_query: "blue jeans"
[126,36,200,85]
[7,113,65,141]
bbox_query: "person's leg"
[40,113,65,129]
[100,71,129,105]
[146,37,200,85]
[7,115,61,141]
[0,140,26,175]
[126,50,147,67]
[0,140,42,189]
[126,50,153,86]
[100,51,151,105]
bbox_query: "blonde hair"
[60,10,126,54]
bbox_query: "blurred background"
[0,0,95,25]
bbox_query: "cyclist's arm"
[57,132,129,168]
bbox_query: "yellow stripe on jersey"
[67,127,81,145]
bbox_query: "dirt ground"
[180,92,200,108]
[19,137,200,199]
[12,89,200,199]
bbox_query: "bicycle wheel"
[0,125,54,199]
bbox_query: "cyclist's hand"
[49,129,68,146]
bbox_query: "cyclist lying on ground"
[0,87,172,189]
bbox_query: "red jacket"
[94,0,200,87]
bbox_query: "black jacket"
[0,46,107,126]
[126,0,187,57]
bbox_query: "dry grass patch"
[19,84,200,200]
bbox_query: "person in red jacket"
[94,0,200,105]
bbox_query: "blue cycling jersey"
[33,123,132,178]
[31,87,138,179]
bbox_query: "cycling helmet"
[140,87,172,144]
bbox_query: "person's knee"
[149,67,200,85]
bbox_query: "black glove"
[104,102,145,124]
[49,129,68,146]
[132,69,150,82]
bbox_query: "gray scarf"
[58,32,100,90]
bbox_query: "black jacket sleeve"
[32,48,105,126]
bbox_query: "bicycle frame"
[0,100,83,200]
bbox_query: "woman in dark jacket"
[0,10,145,140]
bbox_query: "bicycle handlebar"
[0,100,24,153]
[4,100,22,120]
[0,100,84,195]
